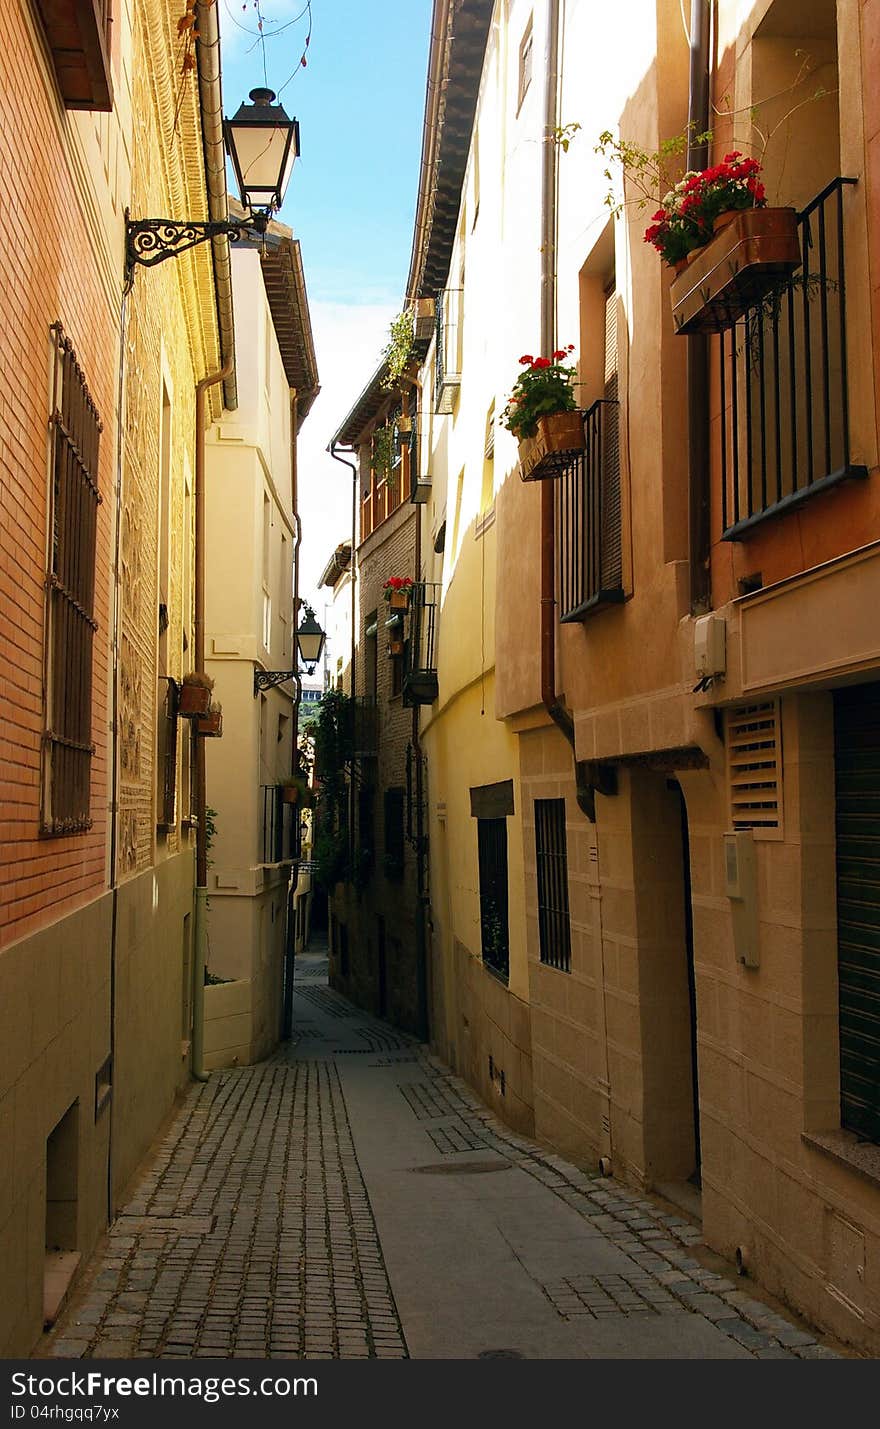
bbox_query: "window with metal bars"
[557,280,623,621]
[478,817,509,978]
[42,323,102,835]
[535,799,572,972]
[156,678,180,831]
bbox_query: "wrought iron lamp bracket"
[253,669,302,698]
[124,210,269,288]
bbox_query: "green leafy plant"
[380,308,415,392]
[312,689,354,778]
[553,120,581,152]
[500,348,578,440]
[371,423,395,482]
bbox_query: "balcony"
[403,583,440,706]
[34,0,113,109]
[434,289,462,415]
[556,401,624,622]
[718,178,867,540]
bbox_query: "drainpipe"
[411,487,429,1042]
[192,358,233,1082]
[282,388,301,1040]
[687,0,712,611]
[106,286,129,1223]
[538,0,613,1164]
[537,0,602,821]
[329,443,359,868]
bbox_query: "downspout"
[538,0,613,1167]
[192,358,233,1082]
[411,485,429,1041]
[195,0,238,412]
[106,287,129,1223]
[329,443,359,870]
[538,0,601,821]
[282,388,301,1040]
[687,0,712,611]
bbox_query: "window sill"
[802,1129,880,1190]
[482,960,509,987]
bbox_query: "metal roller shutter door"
[834,683,880,1142]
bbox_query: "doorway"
[377,914,388,1018]
[631,772,701,1197]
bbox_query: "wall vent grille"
[727,700,783,838]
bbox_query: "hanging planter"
[414,297,436,339]
[670,207,801,335]
[179,673,214,717]
[383,576,412,610]
[518,410,586,482]
[195,703,223,737]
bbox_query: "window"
[42,323,102,835]
[478,818,509,978]
[479,402,496,518]
[34,0,113,110]
[384,787,405,878]
[156,678,179,832]
[517,16,533,113]
[560,255,623,620]
[535,799,572,972]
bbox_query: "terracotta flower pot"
[712,209,740,233]
[388,589,410,610]
[179,683,212,717]
[388,639,405,658]
[670,206,801,336]
[518,410,586,481]
[281,785,300,805]
[195,709,223,737]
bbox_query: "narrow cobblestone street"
[42,951,842,1361]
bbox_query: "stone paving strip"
[45,966,839,1362]
[403,1058,840,1360]
[46,1059,407,1360]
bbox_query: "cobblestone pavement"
[44,951,841,1360]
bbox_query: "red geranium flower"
[519,354,534,365]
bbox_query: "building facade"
[0,0,230,1354]
[203,230,318,1069]
[322,379,428,1037]
[400,0,880,1353]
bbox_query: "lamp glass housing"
[296,611,326,668]
[224,88,300,214]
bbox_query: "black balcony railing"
[261,784,290,864]
[404,582,440,706]
[719,177,867,540]
[556,400,624,622]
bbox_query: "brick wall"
[329,496,424,1036]
[0,1,117,946]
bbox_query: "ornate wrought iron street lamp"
[125,88,300,287]
[254,607,325,695]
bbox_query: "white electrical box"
[694,614,726,680]
[723,830,759,968]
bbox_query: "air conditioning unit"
[694,613,726,680]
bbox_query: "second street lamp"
[125,87,300,286]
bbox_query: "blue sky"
[219,0,433,630]
[220,0,433,307]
